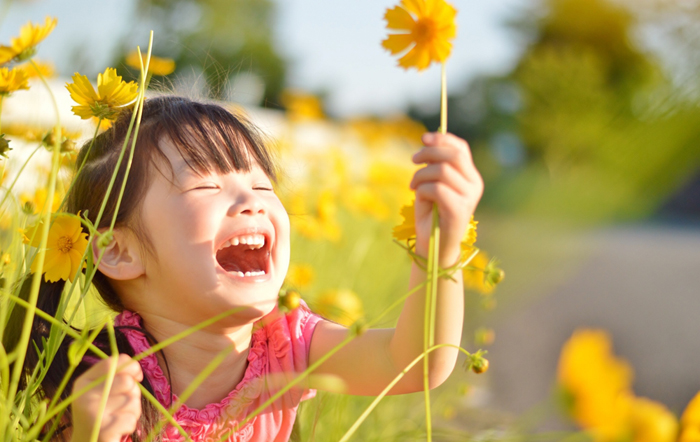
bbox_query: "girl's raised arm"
[308,132,482,395]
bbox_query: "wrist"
[414,241,461,269]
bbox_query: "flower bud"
[485,258,504,287]
[97,231,114,250]
[0,134,11,158]
[471,358,489,374]
[464,350,489,374]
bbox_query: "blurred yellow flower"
[558,329,635,441]
[382,0,457,71]
[680,392,700,442]
[285,263,315,289]
[280,89,324,121]
[125,50,176,76]
[25,213,88,283]
[462,250,494,295]
[344,187,390,221]
[629,397,678,442]
[315,289,364,327]
[66,68,138,120]
[289,190,341,242]
[20,59,55,79]
[0,17,57,64]
[0,67,29,95]
[20,187,63,215]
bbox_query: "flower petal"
[385,5,416,30]
[382,34,415,55]
[402,0,427,16]
[398,43,432,70]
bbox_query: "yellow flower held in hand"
[0,17,57,64]
[392,200,478,246]
[66,68,138,120]
[125,50,176,76]
[0,67,29,95]
[25,213,88,283]
[382,0,457,71]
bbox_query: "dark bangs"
[141,96,278,182]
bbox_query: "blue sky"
[1,0,529,116]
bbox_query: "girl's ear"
[92,228,145,280]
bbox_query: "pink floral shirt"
[115,302,322,442]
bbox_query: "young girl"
[7,95,483,441]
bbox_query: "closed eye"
[254,187,274,191]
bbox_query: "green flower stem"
[439,62,447,135]
[424,60,447,442]
[89,321,119,442]
[0,143,43,214]
[138,385,190,441]
[109,38,152,231]
[423,206,440,442]
[338,343,472,442]
[4,59,62,440]
[145,345,233,442]
[56,118,103,213]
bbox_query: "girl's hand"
[71,354,143,442]
[410,132,483,267]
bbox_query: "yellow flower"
[0,67,29,95]
[125,50,176,76]
[289,190,341,242]
[25,213,88,283]
[20,187,63,215]
[680,392,700,442]
[0,17,57,64]
[462,250,494,295]
[20,59,55,79]
[382,0,457,71]
[280,89,325,121]
[314,289,364,327]
[629,397,678,442]
[285,263,315,289]
[558,329,635,441]
[65,68,138,120]
[392,200,478,246]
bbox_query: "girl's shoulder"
[254,300,322,367]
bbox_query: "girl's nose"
[227,190,266,217]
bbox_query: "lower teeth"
[235,271,265,277]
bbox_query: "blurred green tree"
[124,0,287,107]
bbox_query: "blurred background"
[2,0,700,439]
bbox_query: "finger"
[108,372,137,395]
[410,163,472,197]
[414,133,481,183]
[114,354,143,382]
[415,182,475,221]
[100,408,140,441]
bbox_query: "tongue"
[217,245,266,273]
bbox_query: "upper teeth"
[220,233,266,250]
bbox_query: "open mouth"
[215,233,271,278]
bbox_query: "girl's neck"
[136,311,255,410]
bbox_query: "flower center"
[413,18,438,44]
[57,236,73,253]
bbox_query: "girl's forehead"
[156,137,266,183]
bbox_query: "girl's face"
[126,137,289,326]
